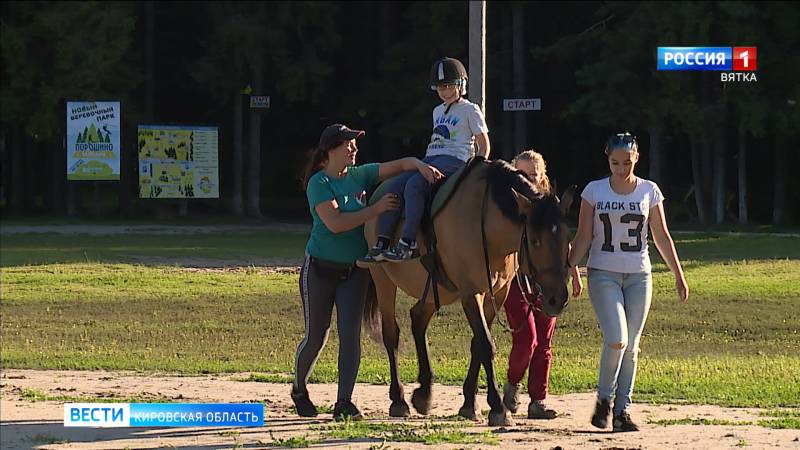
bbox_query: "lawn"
[1,231,798,408]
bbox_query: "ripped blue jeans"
[587,268,652,414]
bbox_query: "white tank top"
[581,177,664,273]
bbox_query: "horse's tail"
[362,276,383,344]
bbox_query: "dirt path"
[1,369,797,450]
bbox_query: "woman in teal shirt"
[293,124,443,421]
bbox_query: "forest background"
[2,1,798,225]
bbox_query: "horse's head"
[513,185,575,318]
[484,160,575,317]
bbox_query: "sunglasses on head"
[606,132,638,152]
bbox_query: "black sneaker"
[333,399,363,421]
[590,398,611,429]
[356,245,387,267]
[290,387,318,417]
[528,399,557,420]
[382,239,418,263]
[612,410,640,432]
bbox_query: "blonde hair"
[512,150,552,193]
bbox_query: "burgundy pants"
[504,280,557,400]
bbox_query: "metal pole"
[512,2,527,154]
[469,1,486,115]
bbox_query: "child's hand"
[373,193,400,214]
[417,162,444,184]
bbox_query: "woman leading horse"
[361,158,574,426]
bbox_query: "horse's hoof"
[458,405,481,421]
[389,401,410,417]
[411,387,433,415]
[488,410,515,427]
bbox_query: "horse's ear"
[512,188,533,217]
[559,185,577,216]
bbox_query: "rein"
[480,182,512,331]
[480,182,539,333]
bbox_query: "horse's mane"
[484,159,560,228]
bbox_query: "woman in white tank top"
[568,132,689,432]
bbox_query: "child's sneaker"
[527,399,557,419]
[357,245,386,267]
[382,239,418,262]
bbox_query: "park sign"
[66,101,121,180]
[503,98,541,111]
[137,125,219,199]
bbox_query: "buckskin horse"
[361,158,574,426]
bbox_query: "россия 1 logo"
[657,47,757,82]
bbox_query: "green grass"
[759,409,800,418]
[20,388,176,404]
[264,434,319,448]
[240,373,295,383]
[648,418,753,426]
[0,231,308,267]
[648,410,800,429]
[1,232,799,409]
[757,409,800,429]
[316,421,498,445]
[28,434,68,445]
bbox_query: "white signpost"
[249,95,270,109]
[503,98,541,111]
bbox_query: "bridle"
[480,182,569,332]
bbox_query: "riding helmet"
[430,57,468,95]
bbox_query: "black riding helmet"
[430,57,468,95]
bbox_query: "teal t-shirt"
[305,163,380,263]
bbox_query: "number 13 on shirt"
[599,213,645,252]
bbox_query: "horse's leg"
[457,336,482,420]
[461,292,514,427]
[370,267,409,417]
[409,297,437,415]
[458,283,509,421]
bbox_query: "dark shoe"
[382,239,418,263]
[356,245,387,267]
[502,381,521,414]
[613,410,640,432]
[590,398,611,429]
[333,399,363,421]
[528,399,557,420]
[290,387,318,417]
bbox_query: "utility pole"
[512,2,527,155]
[469,1,486,115]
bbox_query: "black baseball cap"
[318,124,365,150]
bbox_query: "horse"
[361,158,574,426]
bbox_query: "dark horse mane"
[484,159,561,229]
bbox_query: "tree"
[758,2,800,225]
[1,2,140,215]
[192,1,341,217]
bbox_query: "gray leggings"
[293,254,369,401]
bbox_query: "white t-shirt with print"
[581,177,664,274]
[425,99,489,162]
